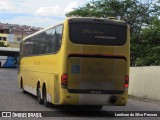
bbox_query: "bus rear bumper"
[60,90,128,106]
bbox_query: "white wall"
[128,66,160,101]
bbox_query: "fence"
[128,66,160,101]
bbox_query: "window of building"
[3,37,6,41]
[17,38,22,41]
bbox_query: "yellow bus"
[18,17,130,109]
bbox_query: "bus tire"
[37,85,43,104]
[43,86,50,107]
[21,79,26,94]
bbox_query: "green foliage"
[67,0,156,36]
[66,0,160,66]
[0,41,7,47]
[135,19,160,66]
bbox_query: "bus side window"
[55,25,63,52]
[45,29,53,53]
[46,28,56,53]
[38,32,47,54]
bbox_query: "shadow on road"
[22,91,115,117]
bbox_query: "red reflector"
[62,75,68,79]
[125,75,129,88]
[61,74,68,86]
[125,75,129,81]
[125,84,129,88]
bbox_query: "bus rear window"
[69,23,127,46]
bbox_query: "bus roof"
[21,17,127,43]
[0,47,19,52]
[0,47,19,56]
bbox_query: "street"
[0,68,160,120]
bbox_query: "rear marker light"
[125,84,129,88]
[125,75,129,89]
[61,74,68,87]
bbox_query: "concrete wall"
[8,42,20,48]
[128,66,160,101]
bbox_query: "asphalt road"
[0,68,160,120]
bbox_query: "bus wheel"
[43,86,50,107]
[21,79,26,94]
[37,86,43,104]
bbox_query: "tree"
[66,0,160,66]
[0,41,7,47]
[135,18,160,66]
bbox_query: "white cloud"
[34,1,81,17]
[35,6,61,17]
[0,1,7,10]
[0,0,92,27]
[0,0,27,13]
[0,0,15,11]
[64,1,79,13]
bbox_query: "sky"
[0,0,91,28]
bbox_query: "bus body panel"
[0,47,19,68]
[59,19,130,106]
[68,57,126,91]
[19,53,63,103]
[18,17,130,106]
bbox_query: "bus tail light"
[124,75,129,89]
[61,74,68,87]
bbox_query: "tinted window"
[55,25,63,51]
[22,24,63,57]
[22,38,34,56]
[69,23,127,46]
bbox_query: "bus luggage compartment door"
[67,56,127,94]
